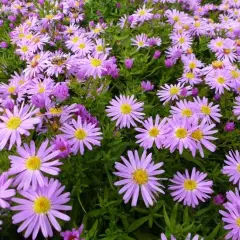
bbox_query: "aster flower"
[114,150,165,207]
[61,224,85,240]
[131,33,149,49]
[163,116,196,154]
[141,81,154,91]
[0,104,40,150]
[133,4,153,22]
[205,69,231,95]
[220,188,240,240]
[79,54,107,79]
[170,31,193,50]
[157,83,191,105]
[222,150,240,189]
[181,55,204,73]
[169,168,213,208]
[193,97,222,123]
[8,140,61,190]
[170,100,196,119]
[52,135,71,158]
[233,97,240,120]
[178,71,202,85]
[11,178,72,240]
[135,115,168,149]
[0,172,16,208]
[60,116,102,155]
[73,37,94,57]
[106,95,144,128]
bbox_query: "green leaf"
[205,224,220,240]
[163,206,172,231]
[127,216,149,233]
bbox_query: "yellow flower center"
[138,41,144,47]
[187,48,193,54]
[75,129,87,140]
[189,62,196,69]
[186,72,195,79]
[184,179,197,191]
[38,87,45,93]
[237,164,240,172]
[212,60,223,69]
[194,21,201,27]
[25,34,33,40]
[173,16,179,22]
[18,33,25,38]
[216,41,223,47]
[175,128,188,139]
[179,37,185,44]
[191,129,203,140]
[133,169,148,185]
[217,77,225,84]
[182,108,193,117]
[149,127,160,137]
[49,108,63,115]
[33,196,51,214]
[8,86,16,94]
[96,45,103,52]
[18,79,25,85]
[7,117,21,130]
[46,14,54,20]
[231,70,240,79]
[201,105,211,115]
[138,9,146,16]
[90,58,102,67]
[72,36,79,43]
[224,48,231,54]
[25,156,41,170]
[21,46,29,53]
[78,43,86,49]
[120,104,132,114]
[93,28,101,33]
[169,87,180,95]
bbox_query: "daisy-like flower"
[0,104,40,150]
[135,115,168,149]
[193,97,222,123]
[208,37,225,53]
[164,116,196,154]
[0,172,16,208]
[157,83,191,105]
[178,71,202,85]
[131,33,149,49]
[114,150,165,207]
[233,97,240,119]
[15,41,34,60]
[11,178,72,240]
[73,37,94,57]
[60,116,103,155]
[106,95,144,128]
[61,224,84,240]
[79,54,107,79]
[170,31,193,50]
[220,188,240,240]
[181,55,204,73]
[190,117,218,157]
[169,168,213,208]
[8,140,61,190]
[133,4,153,22]
[205,69,231,94]
[170,100,196,119]
[222,150,240,189]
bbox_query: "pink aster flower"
[163,116,196,154]
[193,97,222,123]
[0,172,16,208]
[106,95,144,128]
[11,178,72,240]
[170,31,193,50]
[220,188,240,240]
[131,33,149,49]
[181,55,204,73]
[169,168,213,208]
[170,100,196,119]
[73,37,94,57]
[61,224,85,240]
[178,71,202,85]
[8,140,61,190]
[233,96,240,119]
[135,115,168,149]
[114,150,165,207]
[133,4,153,22]
[205,69,231,94]
[157,83,192,105]
[79,54,107,79]
[0,104,40,150]
[60,116,103,155]
[222,150,240,189]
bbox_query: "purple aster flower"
[213,194,225,205]
[141,81,154,91]
[8,15,16,22]
[8,140,61,190]
[153,50,161,59]
[135,115,168,149]
[131,34,149,49]
[106,95,144,129]
[61,224,85,240]
[0,41,8,48]
[60,116,103,155]
[53,83,69,101]
[52,135,71,158]
[11,178,72,239]
[114,150,165,207]
[169,168,213,208]
[31,93,47,108]
[116,2,121,8]
[0,172,16,208]
[124,58,134,69]
[192,88,199,97]
[224,121,235,132]
[165,58,174,68]
[0,104,41,150]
